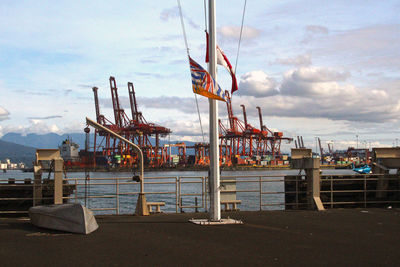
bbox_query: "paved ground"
[1,209,400,266]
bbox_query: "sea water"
[0,169,355,214]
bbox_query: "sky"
[0,0,399,153]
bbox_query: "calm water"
[1,169,355,214]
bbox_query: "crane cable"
[177,0,205,142]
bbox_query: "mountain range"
[0,139,36,166]
[1,132,86,149]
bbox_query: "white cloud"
[287,67,350,83]
[238,71,279,97]
[100,95,209,115]
[233,65,399,123]
[0,106,10,121]
[218,26,260,40]
[280,67,352,97]
[163,119,208,142]
[28,119,61,134]
[275,54,312,67]
[96,65,399,124]
[311,24,400,70]
[1,120,63,136]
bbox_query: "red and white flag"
[205,32,238,94]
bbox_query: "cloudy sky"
[0,0,399,152]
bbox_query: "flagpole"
[208,0,221,221]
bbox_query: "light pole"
[356,135,359,149]
[315,137,318,156]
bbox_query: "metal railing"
[0,178,53,214]
[284,174,400,209]
[61,174,287,215]
[3,173,398,215]
[320,174,400,208]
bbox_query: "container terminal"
[1,145,400,266]
[57,76,370,172]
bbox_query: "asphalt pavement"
[1,209,399,266]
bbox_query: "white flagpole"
[208,0,221,221]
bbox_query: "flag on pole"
[206,32,239,94]
[189,56,226,102]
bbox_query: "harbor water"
[1,169,356,214]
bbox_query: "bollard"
[195,197,198,213]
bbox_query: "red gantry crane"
[90,76,171,168]
[219,90,292,166]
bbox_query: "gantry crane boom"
[109,76,130,128]
[92,87,102,124]
[240,105,248,128]
[225,90,235,131]
[128,82,139,122]
[256,106,264,131]
[318,137,323,157]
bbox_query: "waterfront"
[1,169,356,214]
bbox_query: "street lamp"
[315,137,318,156]
[356,135,359,149]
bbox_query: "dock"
[1,209,399,266]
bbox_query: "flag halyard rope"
[177,0,205,142]
[234,0,247,84]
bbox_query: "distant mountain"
[1,132,199,156]
[0,140,36,167]
[1,132,86,149]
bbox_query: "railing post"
[364,175,367,208]
[330,176,333,208]
[259,176,262,211]
[116,178,119,215]
[205,176,208,212]
[175,177,179,213]
[53,159,64,205]
[295,175,299,209]
[75,178,78,204]
[178,177,182,213]
[33,166,42,206]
